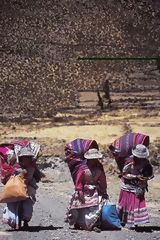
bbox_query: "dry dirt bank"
[0,109,159,157]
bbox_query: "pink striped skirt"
[117,190,149,228]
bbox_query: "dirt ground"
[0,108,160,240]
[0,175,160,240]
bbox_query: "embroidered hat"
[132,144,149,158]
[84,148,103,160]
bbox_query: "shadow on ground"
[135,226,160,232]
[8,225,63,232]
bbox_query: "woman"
[117,144,153,229]
[66,148,108,231]
[2,147,40,229]
[109,132,150,173]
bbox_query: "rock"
[38,156,71,182]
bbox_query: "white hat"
[132,144,149,158]
[18,147,34,157]
[84,148,103,160]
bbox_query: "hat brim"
[132,148,149,158]
[84,153,103,160]
[18,152,34,157]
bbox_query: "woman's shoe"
[23,220,29,229]
[93,226,101,233]
[74,223,80,230]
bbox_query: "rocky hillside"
[0,0,160,117]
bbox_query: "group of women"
[0,133,154,231]
[65,135,153,231]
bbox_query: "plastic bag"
[101,201,121,230]
[0,175,28,203]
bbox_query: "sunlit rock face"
[0,0,160,117]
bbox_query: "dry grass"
[0,109,159,157]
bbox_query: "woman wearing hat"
[17,148,40,228]
[117,144,153,229]
[2,147,40,229]
[67,148,108,231]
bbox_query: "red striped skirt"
[117,190,149,228]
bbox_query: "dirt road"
[0,174,160,240]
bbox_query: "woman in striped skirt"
[117,144,153,229]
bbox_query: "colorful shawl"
[0,144,21,183]
[0,139,30,160]
[65,138,98,186]
[109,132,150,171]
[0,139,40,183]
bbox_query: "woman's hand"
[15,168,27,176]
[78,190,85,204]
[102,193,109,200]
[137,175,148,181]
